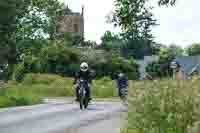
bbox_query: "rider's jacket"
[73,70,93,85]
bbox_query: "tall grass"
[124,78,200,133]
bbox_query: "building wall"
[56,11,84,37]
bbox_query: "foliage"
[146,45,184,78]
[22,73,68,85]
[187,43,200,56]
[80,49,139,79]
[21,73,74,97]
[16,0,64,40]
[100,31,123,50]
[0,64,8,80]
[159,45,183,64]
[0,0,64,80]
[0,85,41,108]
[158,0,176,6]
[83,40,97,48]
[92,77,117,98]
[12,53,41,81]
[12,64,26,82]
[0,0,28,74]
[0,97,16,108]
[125,79,200,133]
[112,0,157,39]
[146,61,162,78]
[13,42,139,79]
[0,74,119,108]
[39,43,81,75]
[16,38,48,58]
[121,40,159,59]
[111,0,159,59]
[21,74,118,98]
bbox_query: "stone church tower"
[56,5,84,38]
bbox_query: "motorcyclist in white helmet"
[73,62,93,102]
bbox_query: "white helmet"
[80,62,88,72]
[119,73,124,78]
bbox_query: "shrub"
[13,64,26,82]
[39,44,81,74]
[0,89,41,108]
[22,73,64,85]
[0,96,15,108]
[92,77,117,98]
[23,55,41,73]
[9,96,33,106]
[16,44,139,79]
[21,73,74,97]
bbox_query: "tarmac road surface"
[0,98,127,133]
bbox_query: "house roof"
[173,56,200,75]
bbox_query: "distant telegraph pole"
[170,61,177,79]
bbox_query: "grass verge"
[123,78,200,133]
[0,73,118,108]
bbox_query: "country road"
[0,98,127,133]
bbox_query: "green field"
[0,73,118,108]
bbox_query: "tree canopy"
[158,0,176,6]
[187,43,200,56]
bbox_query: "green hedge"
[0,86,41,108]
[13,46,139,81]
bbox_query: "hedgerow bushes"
[13,44,139,81]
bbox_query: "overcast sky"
[59,0,200,47]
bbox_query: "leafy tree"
[113,0,157,40]
[39,43,80,75]
[55,32,85,47]
[111,0,159,59]
[83,40,97,48]
[0,0,65,79]
[16,0,64,40]
[72,34,84,46]
[101,31,120,43]
[100,31,123,50]
[15,0,65,71]
[0,0,30,79]
[187,43,200,56]
[79,48,139,79]
[159,44,183,63]
[158,0,176,6]
[16,38,48,59]
[146,61,162,78]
